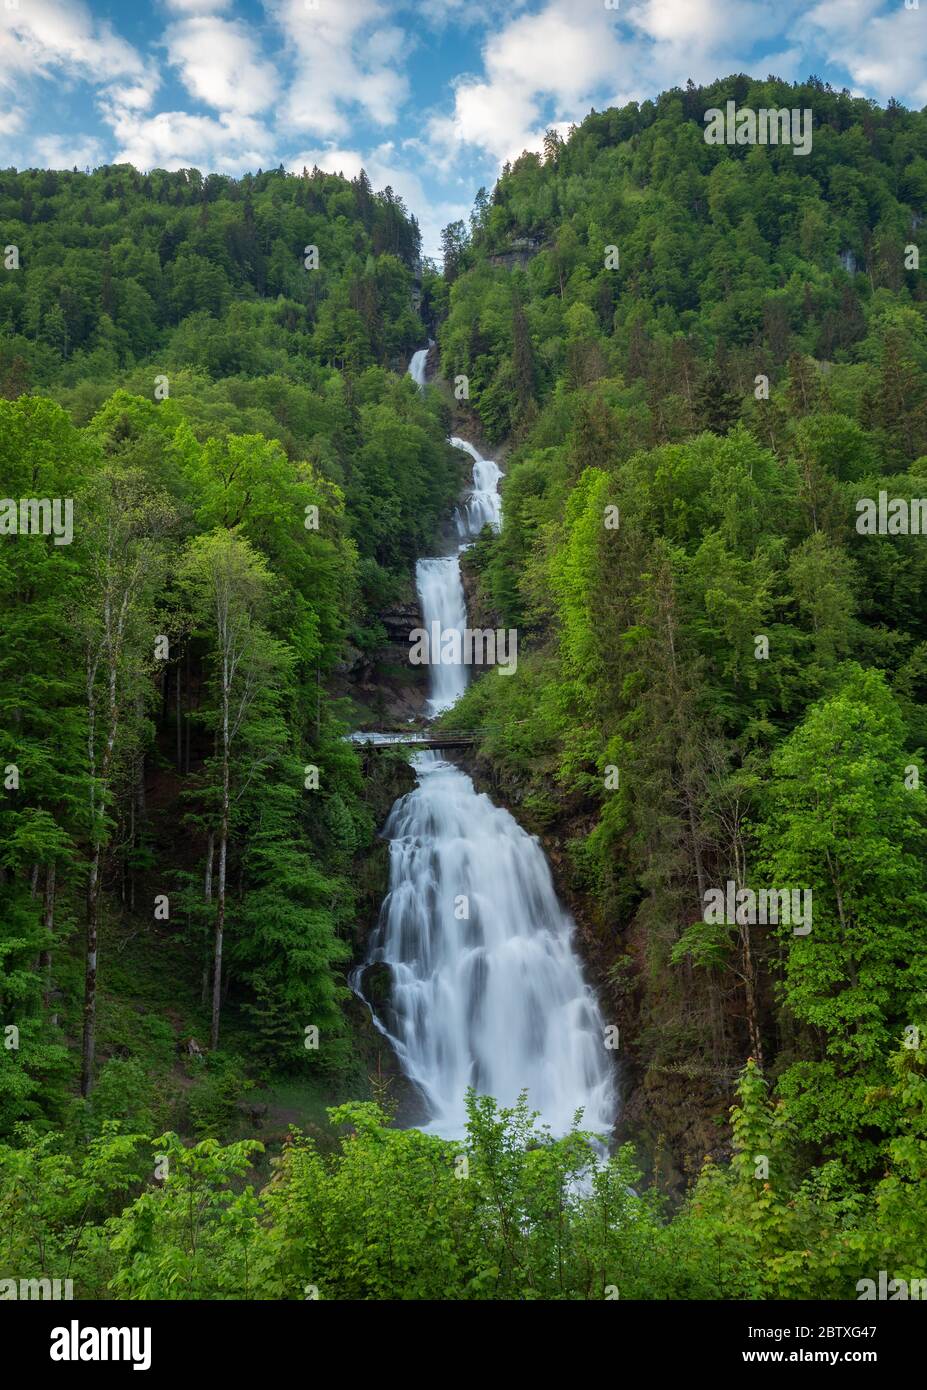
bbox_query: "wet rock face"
[380,601,423,644]
[332,597,429,726]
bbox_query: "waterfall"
[364,756,616,1139]
[353,348,617,1143]
[408,345,430,388]
[449,436,502,537]
[415,555,468,716]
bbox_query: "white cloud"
[33,132,106,168]
[108,108,274,174]
[289,147,366,180]
[163,0,232,12]
[0,0,161,169]
[428,82,541,165]
[0,0,150,92]
[803,0,927,105]
[425,0,631,167]
[411,0,532,28]
[629,0,786,49]
[0,107,24,136]
[267,0,409,138]
[166,16,278,116]
[486,2,625,102]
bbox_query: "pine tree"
[695,367,741,435]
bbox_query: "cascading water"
[366,758,615,1138]
[408,344,431,388]
[449,436,502,537]
[354,348,616,1142]
[415,556,468,716]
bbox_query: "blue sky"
[1,0,925,257]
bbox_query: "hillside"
[1,77,926,1303]
[442,74,927,1186]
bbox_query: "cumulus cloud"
[0,106,24,136]
[411,0,532,28]
[629,0,788,50]
[165,16,278,116]
[267,0,409,138]
[109,109,274,174]
[33,132,107,168]
[426,0,631,167]
[802,0,927,105]
[163,0,232,12]
[0,0,151,94]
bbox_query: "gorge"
[353,349,617,1142]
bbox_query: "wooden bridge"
[353,729,480,751]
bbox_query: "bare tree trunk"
[82,650,119,1097]
[129,786,135,912]
[210,658,230,1050]
[81,844,102,1095]
[176,653,183,771]
[686,791,706,904]
[202,829,214,1005]
[211,809,227,1049]
[184,644,192,773]
[739,918,765,1070]
[39,862,55,1013]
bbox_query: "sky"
[1,0,925,258]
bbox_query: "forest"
[1,74,927,1302]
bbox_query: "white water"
[449,436,502,538]
[354,347,616,1142]
[365,756,616,1139]
[415,555,468,715]
[408,344,430,388]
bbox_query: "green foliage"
[1,1059,921,1300]
[442,77,927,1210]
[0,164,422,392]
[3,77,927,1301]
[0,165,445,1134]
[107,1131,264,1299]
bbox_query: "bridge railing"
[352,721,528,749]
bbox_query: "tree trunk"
[210,662,230,1050]
[739,918,765,1070]
[39,862,55,1013]
[81,844,102,1096]
[686,790,706,904]
[202,829,214,1006]
[129,783,135,912]
[176,652,183,771]
[211,814,227,1049]
[184,644,192,772]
